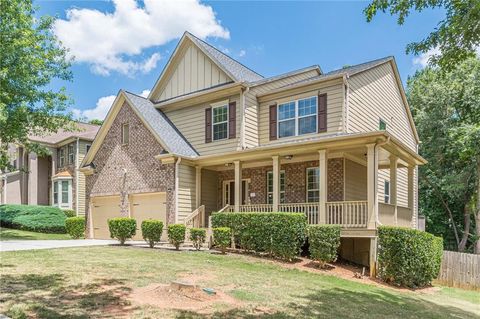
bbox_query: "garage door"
[130,192,167,241]
[91,196,121,239]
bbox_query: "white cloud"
[140,89,151,97]
[73,95,117,121]
[238,49,246,57]
[54,0,229,76]
[412,47,441,67]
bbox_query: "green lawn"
[0,246,478,319]
[0,227,71,240]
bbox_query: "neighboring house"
[80,32,426,274]
[0,123,100,216]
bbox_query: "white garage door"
[91,196,121,239]
[130,192,167,241]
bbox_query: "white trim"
[266,170,285,204]
[277,96,317,139]
[75,138,79,216]
[384,180,390,204]
[121,123,129,145]
[306,167,320,203]
[222,178,250,206]
[212,103,229,141]
[174,157,181,224]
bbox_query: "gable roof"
[148,32,263,101]
[29,122,100,145]
[123,91,198,157]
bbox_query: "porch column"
[195,166,202,208]
[367,144,378,229]
[234,160,242,212]
[318,149,327,224]
[272,155,280,211]
[408,165,414,210]
[389,155,398,224]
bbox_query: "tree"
[88,119,103,126]
[0,0,73,172]
[407,57,480,253]
[364,0,480,70]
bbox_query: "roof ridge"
[326,56,393,75]
[185,31,264,79]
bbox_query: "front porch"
[191,140,419,234]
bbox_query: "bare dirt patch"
[130,281,240,314]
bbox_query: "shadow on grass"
[0,228,37,240]
[1,274,132,318]
[175,287,478,319]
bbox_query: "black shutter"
[205,107,212,143]
[318,93,327,133]
[269,104,277,140]
[229,101,236,139]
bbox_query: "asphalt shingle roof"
[123,91,198,157]
[187,32,264,83]
[29,122,100,145]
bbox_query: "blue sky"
[37,0,444,121]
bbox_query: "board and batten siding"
[257,79,344,146]
[76,140,91,216]
[201,169,219,214]
[243,69,320,148]
[176,162,196,223]
[164,94,241,156]
[155,43,232,102]
[347,62,417,151]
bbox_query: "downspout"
[374,136,390,225]
[240,86,250,150]
[343,74,350,133]
[174,157,182,224]
[75,138,79,216]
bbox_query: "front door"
[223,180,249,206]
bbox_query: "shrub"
[189,228,206,250]
[0,204,66,233]
[62,209,76,218]
[141,220,164,248]
[213,227,231,254]
[308,225,341,268]
[108,218,136,245]
[211,212,307,261]
[378,226,443,288]
[168,224,186,250]
[65,217,85,239]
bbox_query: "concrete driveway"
[0,239,119,252]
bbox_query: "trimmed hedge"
[65,217,85,239]
[211,212,307,261]
[62,209,76,218]
[141,220,164,248]
[0,204,66,233]
[378,226,443,288]
[168,224,186,250]
[189,228,206,250]
[308,225,341,268]
[108,218,136,245]
[213,227,231,254]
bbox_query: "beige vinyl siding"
[243,69,319,148]
[257,79,344,146]
[164,94,241,156]
[156,43,231,102]
[201,169,218,213]
[377,167,408,208]
[344,159,367,201]
[347,62,417,151]
[177,162,196,223]
[76,140,90,216]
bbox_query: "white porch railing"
[326,201,368,228]
[279,203,319,224]
[225,204,273,212]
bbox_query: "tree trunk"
[458,205,471,252]
[475,159,480,254]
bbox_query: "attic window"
[122,124,129,145]
[379,119,387,130]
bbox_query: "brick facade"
[217,158,344,207]
[85,102,175,236]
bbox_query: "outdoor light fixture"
[284,155,293,160]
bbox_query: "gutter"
[174,157,182,224]
[75,137,79,216]
[343,74,350,133]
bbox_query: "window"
[59,148,65,167]
[61,181,69,204]
[122,123,129,145]
[306,167,320,202]
[85,144,91,154]
[278,96,317,138]
[53,181,58,204]
[379,119,387,130]
[213,105,228,140]
[68,144,74,164]
[267,171,285,204]
[384,180,390,204]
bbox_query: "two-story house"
[1,122,99,216]
[80,32,425,274]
